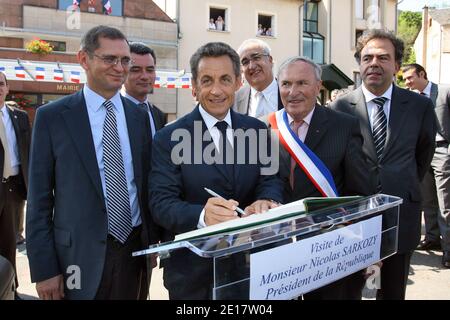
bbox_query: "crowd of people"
[0,24,448,301]
[208,16,225,31]
[257,24,273,36]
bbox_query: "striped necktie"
[102,100,133,243]
[372,97,388,161]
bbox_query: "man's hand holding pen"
[204,197,242,226]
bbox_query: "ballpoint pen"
[204,187,246,217]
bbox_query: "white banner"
[250,215,382,300]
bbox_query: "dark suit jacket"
[149,105,284,299]
[0,106,30,205]
[332,86,437,253]
[26,91,156,299]
[262,105,374,202]
[430,82,450,143]
[233,83,284,115]
[149,103,168,131]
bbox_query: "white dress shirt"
[123,93,157,138]
[197,105,233,228]
[83,86,141,227]
[0,105,20,176]
[286,106,315,142]
[362,83,393,131]
[249,79,279,118]
[418,81,432,97]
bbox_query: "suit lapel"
[430,82,438,106]
[382,86,408,159]
[230,110,245,183]
[236,86,251,115]
[7,107,21,143]
[351,88,378,162]
[304,105,328,151]
[149,104,162,130]
[123,96,143,186]
[61,91,104,200]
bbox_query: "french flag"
[0,67,5,73]
[102,0,112,15]
[54,69,64,81]
[167,77,176,89]
[153,76,161,88]
[73,0,80,9]
[70,71,80,83]
[15,66,26,79]
[181,77,190,89]
[36,67,45,80]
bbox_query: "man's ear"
[77,50,89,71]
[191,79,197,98]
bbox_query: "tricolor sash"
[268,109,338,197]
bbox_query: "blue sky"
[398,0,450,12]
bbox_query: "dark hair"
[190,42,241,81]
[354,29,404,66]
[129,42,156,64]
[401,63,428,80]
[0,72,7,85]
[81,25,128,54]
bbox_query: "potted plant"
[25,39,53,55]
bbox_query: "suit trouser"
[376,251,412,300]
[303,271,366,300]
[15,199,25,238]
[0,175,22,288]
[95,226,149,300]
[420,144,450,251]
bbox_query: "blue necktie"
[102,100,133,243]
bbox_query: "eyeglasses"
[241,53,269,67]
[92,54,132,67]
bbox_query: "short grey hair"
[237,38,271,56]
[277,56,322,81]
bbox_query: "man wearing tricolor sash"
[262,56,374,299]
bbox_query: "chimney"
[422,6,429,69]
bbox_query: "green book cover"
[174,196,362,242]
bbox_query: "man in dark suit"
[233,39,283,116]
[0,72,31,298]
[123,42,167,136]
[26,26,156,300]
[262,56,373,299]
[5,101,27,246]
[150,42,284,299]
[122,42,166,296]
[332,29,437,299]
[402,63,450,268]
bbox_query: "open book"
[174,196,361,241]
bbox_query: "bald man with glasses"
[233,39,284,117]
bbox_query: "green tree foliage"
[397,11,422,65]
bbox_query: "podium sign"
[133,194,401,300]
[249,215,382,299]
